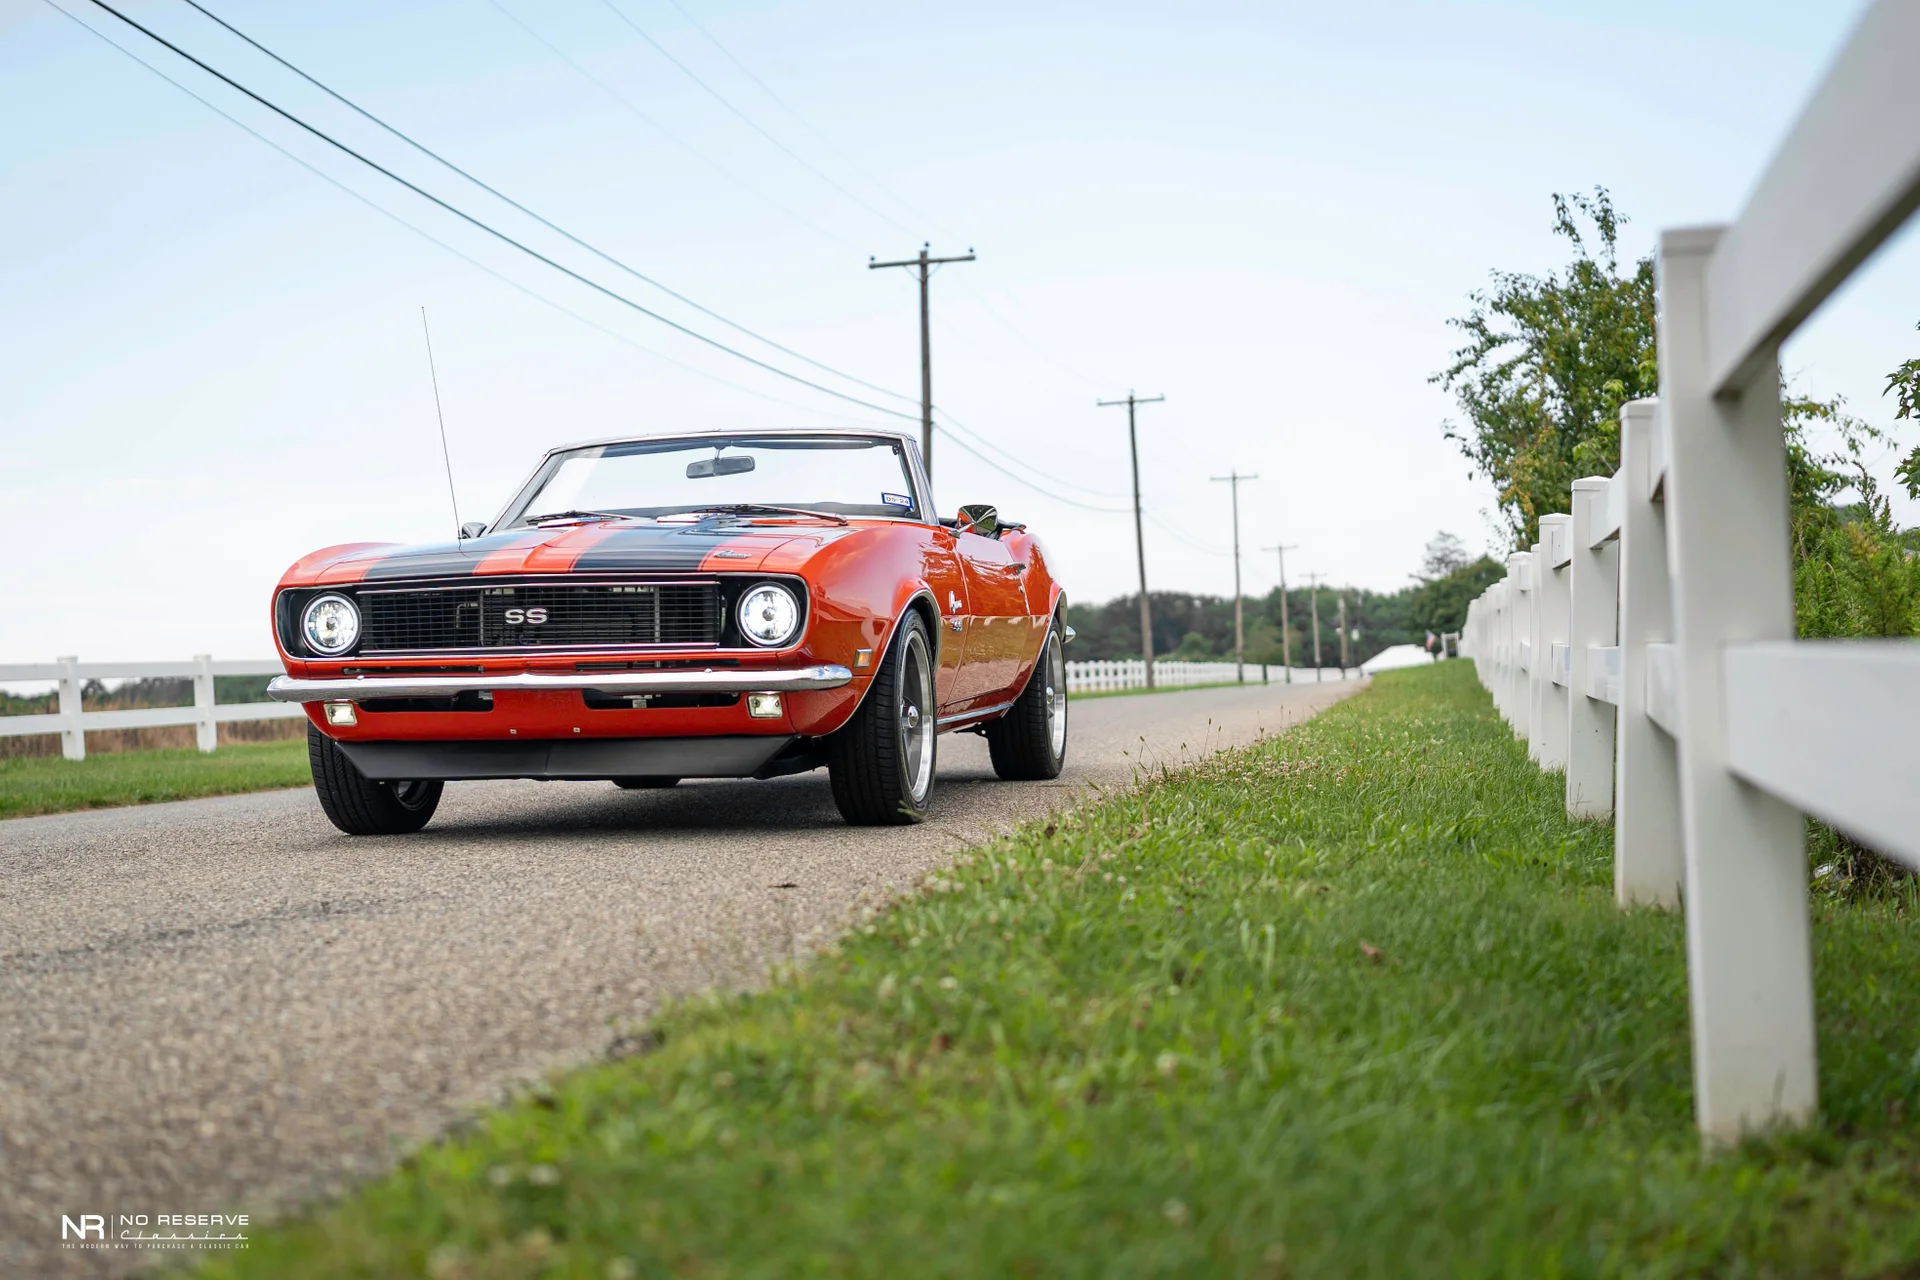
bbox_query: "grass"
[0,738,311,819]
[206,664,1920,1278]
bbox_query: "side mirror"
[956,503,999,537]
[459,521,489,540]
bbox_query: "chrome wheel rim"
[899,629,935,804]
[1045,632,1067,758]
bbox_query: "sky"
[4,0,1918,665]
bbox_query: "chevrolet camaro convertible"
[267,428,1070,833]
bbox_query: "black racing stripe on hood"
[568,525,749,572]
[355,533,526,581]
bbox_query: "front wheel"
[307,724,443,835]
[987,622,1068,780]
[828,611,937,825]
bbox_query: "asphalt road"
[0,676,1362,1275]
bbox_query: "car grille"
[357,581,722,653]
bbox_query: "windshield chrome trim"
[485,429,935,535]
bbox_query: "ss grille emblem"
[502,607,548,625]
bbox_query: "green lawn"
[207,664,1920,1278]
[0,738,311,819]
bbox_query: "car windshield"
[503,435,923,526]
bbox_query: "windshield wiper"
[675,504,849,525]
[522,509,638,526]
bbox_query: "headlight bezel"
[734,581,802,649]
[300,592,362,657]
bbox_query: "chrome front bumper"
[266,664,855,702]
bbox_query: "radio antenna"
[419,306,462,537]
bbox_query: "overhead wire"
[929,424,1130,513]
[79,0,921,423]
[655,0,948,239]
[595,0,915,237]
[41,0,898,432]
[169,0,920,410]
[932,407,1131,500]
[480,0,853,252]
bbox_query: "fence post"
[1615,402,1682,903]
[1566,477,1617,817]
[1506,554,1532,743]
[1658,227,1814,1142]
[193,654,218,753]
[57,655,85,761]
[1531,515,1571,771]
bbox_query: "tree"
[1884,321,1920,501]
[1418,531,1471,581]
[1434,188,1657,546]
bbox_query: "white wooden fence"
[0,658,303,761]
[1066,660,1351,693]
[1461,0,1920,1145]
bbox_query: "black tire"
[612,776,680,789]
[987,621,1068,781]
[307,724,443,835]
[828,611,937,825]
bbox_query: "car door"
[924,527,972,710]
[952,529,1033,705]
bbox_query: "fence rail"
[0,657,302,760]
[1458,0,1920,1146]
[1064,659,1350,693]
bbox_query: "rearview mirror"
[686,454,756,479]
[459,521,489,540]
[956,503,999,536]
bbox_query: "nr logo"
[503,607,549,625]
[62,1215,105,1240]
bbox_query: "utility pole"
[869,243,974,483]
[1262,543,1297,682]
[1098,392,1165,687]
[1209,469,1258,683]
[1305,572,1325,682]
[1338,591,1351,678]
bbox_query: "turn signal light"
[746,692,783,719]
[323,701,358,726]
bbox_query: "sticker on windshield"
[881,492,913,508]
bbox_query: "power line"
[168,0,919,410]
[43,0,899,431]
[480,0,853,251]
[933,408,1130,500]
[81,0,920,423]
[655,0,949,238]
[930,424,1129,513]
[596,0,915,237]
[1145,511,1231,556]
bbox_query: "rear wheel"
[828,611,936,825]
[307,724,443,835]
[987,622,1068,780]
[612,776,680,789]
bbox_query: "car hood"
[288,519,865,585]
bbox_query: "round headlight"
[302,593,360,656]
[736,583,800,648]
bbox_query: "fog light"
[323,701,357,726]
[746,692,783,719]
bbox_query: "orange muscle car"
[267,428,1070,832]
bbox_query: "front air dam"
[336,735,797,781]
